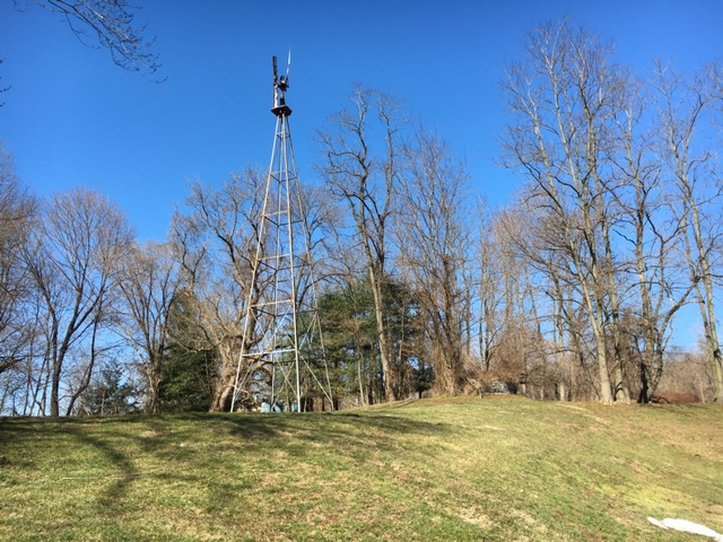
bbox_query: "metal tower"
[230,54,333,413]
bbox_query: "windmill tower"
[230,54,333,413]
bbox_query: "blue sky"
[1,0,721,348]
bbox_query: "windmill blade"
[272,55,279,82]
[286,50,292,80]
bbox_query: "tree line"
[0,23,721,415]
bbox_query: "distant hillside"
[1,397,721,541]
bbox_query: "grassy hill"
[1,397,721,541]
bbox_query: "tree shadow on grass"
[61,423,138,511]
[2,410,455,463]
[200,411,457,464]
[0,410,457,532]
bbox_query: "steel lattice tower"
[230,54,333,413]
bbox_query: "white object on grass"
[647,517,723,541]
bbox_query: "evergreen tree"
[77,361,138,416]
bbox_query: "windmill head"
[271,52,293,117]
[272,52,291,89]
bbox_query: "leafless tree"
[321,88,402,401]
[24,189,131,416]
[37,0,161,74]
[2,1,161,108]
[398,132,471,395]
[172,172,272,412]
[478,231,501,372]
[0,147,36,376]
[604,77,698,402]
[504,23,633,403]
[658,64,723,401]
[174,168,336,412]
[502,23,723,404]
[118,242,181,414]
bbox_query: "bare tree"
[478,232,501,372]
[658,64,723,401]
[24,190,131,416]
[118,242,181,414]
[172,172,268,412]
[504,23,632,404]
[174,169,336,412]
[479,210,537,392]
[604,78,698,402]
[321,88,402,401]
[0,147,36,376]
[1,1,161,107]
[398,132,471,395]
[38,0,161,74]
[502,23,723,404]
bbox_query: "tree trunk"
[50,361,61,416]
[580,272,613,404]
[693,208,723,402]
[557,381,567,401]
[595,336,614,405]
[709,342,723,403]
[368,265,396,401]
[210,352,236,412]
[146,365,161,415]
[211,382,234,412]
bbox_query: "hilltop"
[1,397,722,541]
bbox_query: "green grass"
[1,397,722,541]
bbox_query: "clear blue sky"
[1,0,721,348]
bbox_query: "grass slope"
[1,397,722,541]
